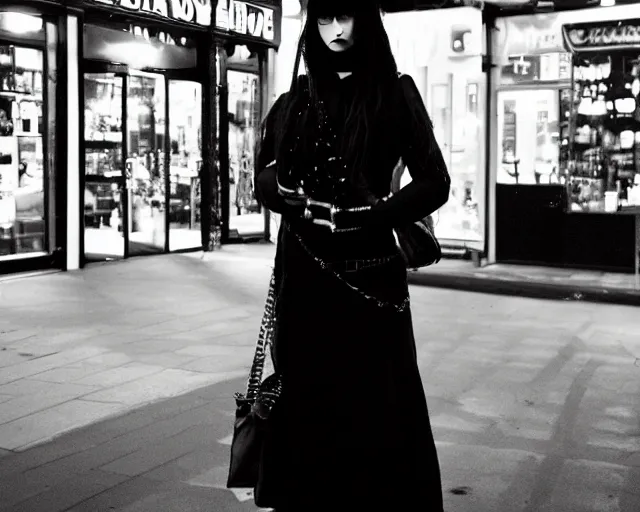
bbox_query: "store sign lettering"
[216,0,275,41]
[563,20,640,52]
[91,0,212,26]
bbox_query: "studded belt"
[326,254,398,273]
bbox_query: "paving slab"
[83,369,246,406]
[0,399,130,451]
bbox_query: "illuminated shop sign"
[90,0,212,26]
[563,19,640,53]
[215,0,276,42]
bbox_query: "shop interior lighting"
[600,0,616,6]
[615,97,636,114]
[282,0,301,17]
[591,98,607,116]
[0,12,43,34]
[578,97,591,116]
[620,130,634,149]
[106,42,160,68]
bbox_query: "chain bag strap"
[286,222,410,313]
[227,270,282,491]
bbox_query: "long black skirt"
[260,224,443,511]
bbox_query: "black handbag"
[227,271,282,498]
[390,159,442,269]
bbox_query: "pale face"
[317,15,355,52]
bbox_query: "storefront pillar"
[485,10,499,264]
[202,16,220,251]
[66,13,81,270]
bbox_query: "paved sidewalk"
[0,248,274,452]
[410,258,640,306]
[0,248,639,511]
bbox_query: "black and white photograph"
[0,0,639,511]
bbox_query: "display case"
[0,44,46,257]
[567,53,640,213]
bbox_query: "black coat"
[255,72,450,511]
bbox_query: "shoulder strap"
[244,270,278,401]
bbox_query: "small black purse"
[227,271,282,501]
[390,159,442,269]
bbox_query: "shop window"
[497,89,567,186]
[567,54,640,213]
[0,43,46,258]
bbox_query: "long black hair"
[264,0,399,190]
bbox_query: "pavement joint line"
[0,393,108,432]
[13,469,131,512]
[3,365,229,419]
[4,398,207,470]
[98,427,213,479]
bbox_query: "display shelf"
[85,139,122,149]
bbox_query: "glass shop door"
[168,79,203,252]
[227,69,263,238]
[126,70,166,257]
[83,70,167,261]
[83,72,127,261]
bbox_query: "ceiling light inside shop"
[615,97,636,114]
[107,42,160,69]
[600,0,616,6]
[283,0,301,17]
[0,12,43,34]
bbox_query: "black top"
[256,72,451,261]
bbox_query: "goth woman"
[255,1,450,510]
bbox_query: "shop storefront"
[71,0,281,265]
[215,0,281,243]
[384,6,487,252]
[491,4,640,272]
[0,2,65,275]
[76,0,211,263]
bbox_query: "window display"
[567,53,640,212]
[497,89,567,185]
[0,45,46,258]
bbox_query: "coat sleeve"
[338,74,451,230]
[254,93,293,215]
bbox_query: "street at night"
[0,248,639,511]
[3,0,640,510]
